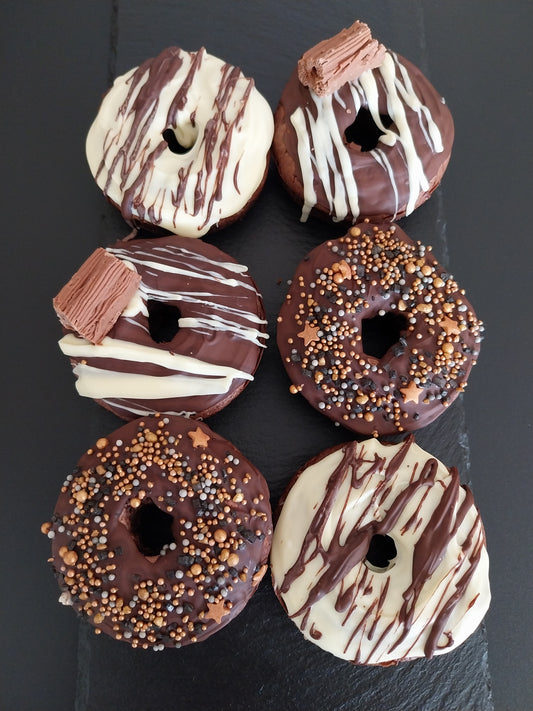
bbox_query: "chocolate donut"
[270,436,490,665]
[42,415,272,649]
[276,222,483,436]
[272,22,453,224]
[54,235,268,420]
[86,46,274,237]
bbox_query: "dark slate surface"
[2,2,532,710]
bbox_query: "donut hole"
[162,123,198,154]
[361,311,408,359]
[344,107,394,152]
[129,500,175,558]
[364,534,397,572]
[147,299,181,343]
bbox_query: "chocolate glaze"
[277,222,483,436]
[273,51,454,224]
[270,437,490,665]
[44,415,273,649]
[57,235,268,420]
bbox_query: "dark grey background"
[2,1,531,710]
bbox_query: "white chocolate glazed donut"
[86,47,274,237]
[270,436,490,665]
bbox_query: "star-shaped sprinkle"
[400,381,424,404]
[205,599,231,624]
[187,426,211,448]
[439,316,461,336]
[298,322,320,346]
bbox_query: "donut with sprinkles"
[276,221,483,436]
[42,415,272,649]
[53,234,268,421]
[272,21,454,224]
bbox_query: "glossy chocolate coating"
[273,52,454,224]
[57,235,267,420]
[45,415,272,649]
[277,222,483,436]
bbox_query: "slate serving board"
[4,1,533,710]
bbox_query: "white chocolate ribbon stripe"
[60,334,252,377]
[60,334,252,400]
[71,363,249,399]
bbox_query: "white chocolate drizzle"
[58,238,267,416]
[109,245,268,347]
[291,51,444,222]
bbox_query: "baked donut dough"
[54,235,268,420]
[270,436,490,665]
[277,222,483,436]
[42,415,272,649]
[273,25,453,224]
[86,46,274,237]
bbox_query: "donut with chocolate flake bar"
[276,221,483,436]
[270,436,490,665]
[86,46,274,237]
[272,21,454,224]
[53,235,268,420]
[42,415,272,649]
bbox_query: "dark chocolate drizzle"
[277,437,487,661]
[93,47,257,232]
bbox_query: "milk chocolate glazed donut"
[277,222,483,436]
[273,24,453,224]
[43,416,272,649]
[54,235,268,420]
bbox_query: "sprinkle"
[439,316,461,336]
[187,427,211,449]
[204,599,231,624]
[400,381,424,404]
[297,322,321,346]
